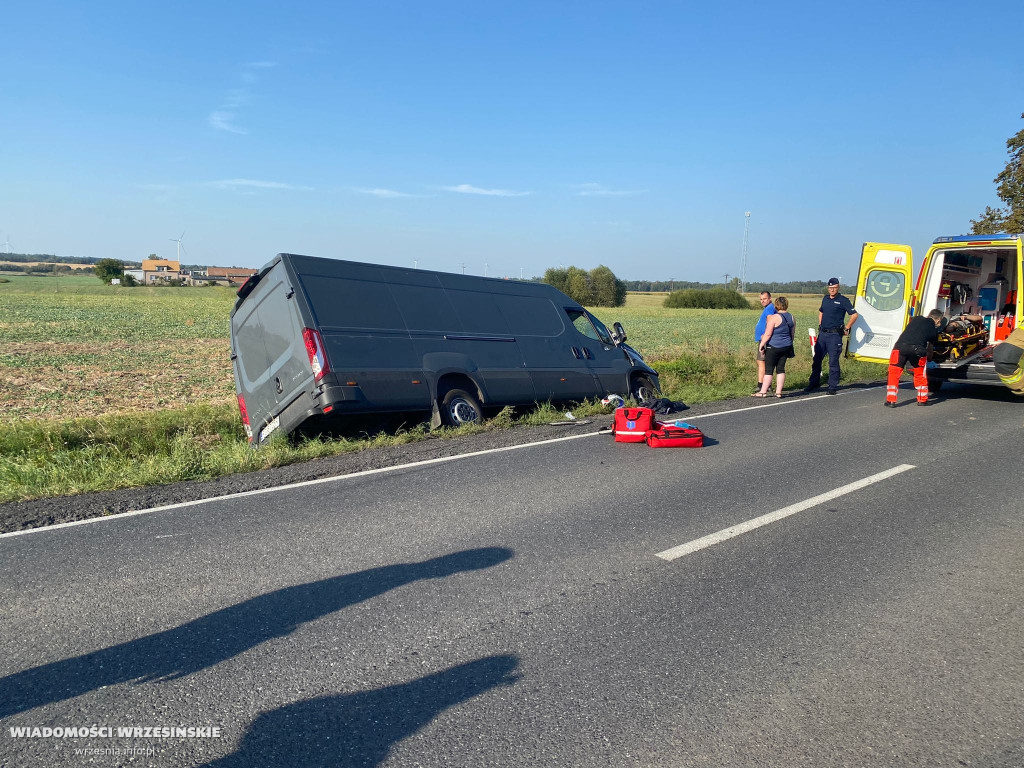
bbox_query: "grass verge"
[0,351,885,503]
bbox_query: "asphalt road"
[1,383,1022,767]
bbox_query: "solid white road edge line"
[0,432,599,540]
[0,385,885,541]
[655,463,916,561]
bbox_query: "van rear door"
[231,264,313,438]
[847,242,914,364]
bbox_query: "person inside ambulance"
[993,326,1024,395]
[885,309,946,407]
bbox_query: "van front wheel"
[440,388,483,427]
[631,375,658,403]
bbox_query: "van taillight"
[237,394,252,440]
[302,328,329,382]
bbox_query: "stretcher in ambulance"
[846,234,1023,392]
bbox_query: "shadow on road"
[0,547,513,718]
[201,655,520,768]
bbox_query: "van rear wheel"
[630,375,658,403]
[440,388,483,427]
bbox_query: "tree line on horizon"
[620,278,832,294]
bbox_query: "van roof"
[933,234,1022,244]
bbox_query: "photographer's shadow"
[202,655,520,768]
[0,547,513,718]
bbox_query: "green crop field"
[0,274,237,419]
[0,275,886,502]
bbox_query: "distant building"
[140,259,182,284]
[206,266,258,285]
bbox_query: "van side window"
[565,309,602,342]
[584,311,614,344]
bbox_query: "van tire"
[631,374,658,403]
[927,378,944,394]
[440,388,483,427]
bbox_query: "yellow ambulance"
[846,234,1022,392]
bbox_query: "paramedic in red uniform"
[885,310,946,407]
[805,277,859,395]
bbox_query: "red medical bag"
[646,423,704,448]
[613,407,655,443]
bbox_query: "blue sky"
[2,1,1023,283]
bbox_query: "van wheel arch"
[435,374,485,427]
[630,373,659,402]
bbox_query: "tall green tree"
[589,264,627,307]
[93,258,124,284]
[565,266,596,305]
[971,113,1024,234]
[542,263,626,306]
[543,267,569,294]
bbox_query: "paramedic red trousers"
[887,346,928,404]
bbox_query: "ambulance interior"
[920,246,1018,350]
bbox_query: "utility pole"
[484,262,489,277]
[723,273,730,288]
[520,267,524,280]
[460,262,466,275]
[740,211,751,293]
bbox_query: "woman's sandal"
[775,393,784,398]
[751,392,768,397]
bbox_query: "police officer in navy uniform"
[805,277,859,395]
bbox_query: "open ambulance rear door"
[846,242,914,364]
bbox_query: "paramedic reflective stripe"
[994,327,1024,394]
[999,367,1024,385]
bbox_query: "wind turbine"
[168,231,186,261]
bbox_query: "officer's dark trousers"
[808,331,843,390]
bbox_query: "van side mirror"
[612,322,627,345]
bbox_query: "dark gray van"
[230,254,660,445]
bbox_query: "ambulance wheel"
[440,388,483,426]
[927,378,944,394]
[631,375,658,403]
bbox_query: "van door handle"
[571,347,582,358]
[275,376,284,394]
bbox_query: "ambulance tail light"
[302,328,330,382]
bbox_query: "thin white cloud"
[352,187,419,198]
[209,62,277,134]
[208,111,247,134]
[441,184,531,197]
[210,179,313,191]
[573,183,646,197]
